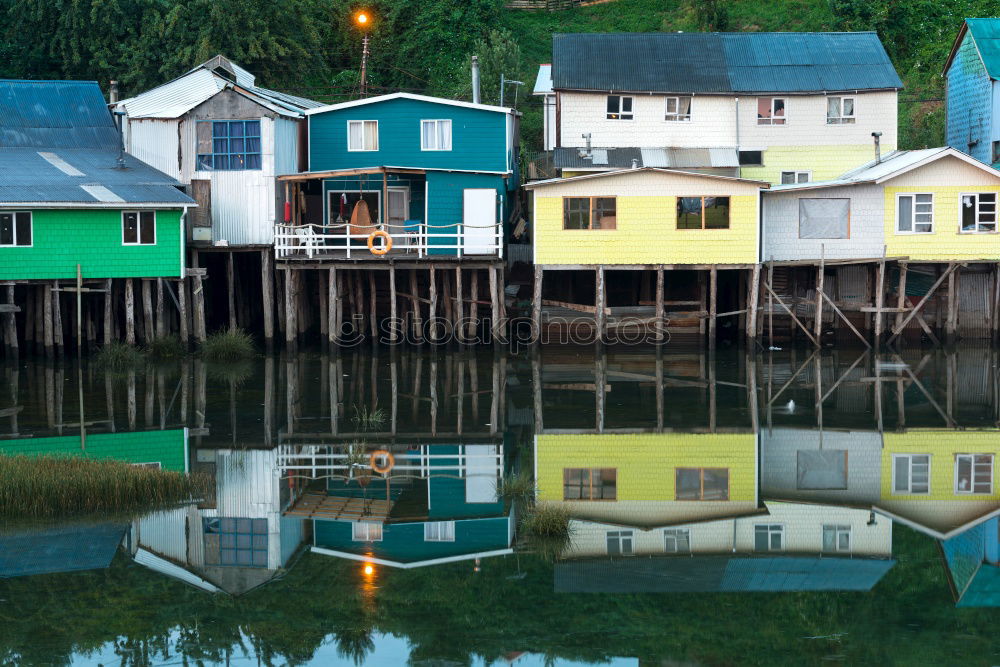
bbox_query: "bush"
[520,503,572,561]
[0,455,205,519]
[145,334,186,359]
[496,472,536,505]
[200,327,255,361]
[350,404,386,430]
[93,341,146,371]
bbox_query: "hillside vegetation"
[2,0,998,151]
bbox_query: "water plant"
[145,334,186,359]
[93,341,146,371]
[519,503,572,562]
[350,404,386,430]
[0,455,205,519]
[200,327,256,361]
[496,472,536,505]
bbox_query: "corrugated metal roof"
[552,32,903,94]
[966,19,1000,80]
[533,64,553,95]
[0,79,121,148]
[0,523,126,578]
[118,55,322,119]
[555,146,738,169]
[0,147,194,205]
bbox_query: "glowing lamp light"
[355,11,369,26]
[363,563,374,576]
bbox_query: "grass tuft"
[351,404,386,430]
[0,455,205,520]
[520,503,572,562]
[496,472,536,505]
[93,341,146,371]
[145,334,186,359]
[200,327,256,361]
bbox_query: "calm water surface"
[2,345,1000,665]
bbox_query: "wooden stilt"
[329,267,338,345]
[655,266,665,344]
[455,267,464,342]
[595,267,605,343]
[747,264,761,345]
[429,266,438,343]
[141,278,153,343]
[4,284,18,358]
[24,285,35,349]
[103,279,113,346]
[33,286,43,352]
[368,271,377,340]
[532,265,543,341]
[284,269,297,349]
[490,266,500,340]
[888,262,960,345]
[226,252,236,330]
[409,269,421,342]
[894,262,908,333]
[155,278,165,339]
[946,263,958,343]
[178,277,189,347]
[698,270,707,337]
[813,259,825,343]
[389,265,398,343]
[354,270,365,336]
[873,259,886,344]
[124,279,135,346]
[992,262,1000,344]
[318,269,329,340]
[708,266,717,349]
[767,262,774,347]
[51,281,63,354]
[192,275,206,344]
[261,250,275,344]
[469,269,479,339]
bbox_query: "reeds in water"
[93,341,146,371]
[0,455,203,519]
[145,334,186,359]
[520,503,572,561]
[200,327,256,361]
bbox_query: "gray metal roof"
[0,79,121,148]
[554,146,739,170]
[0,523,126,578]
[552,32,903,94]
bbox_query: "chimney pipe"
[113,110,127,169]
[109,80,119,105]
[872,131,882,164]
[471,56,481,104]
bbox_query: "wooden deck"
[283,493,393,522]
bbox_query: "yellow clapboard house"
[876,430,1000,539]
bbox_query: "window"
[799,198,850,240]
[960,193,997,233]
[781,171,811,184]
[757,97,786,125]
[955,454,994,494]
[664,529,691,553]
[348,120,379,151]
[738,150,763,167]
[677,196,730,230]
[665,96,692,122]
[606,95,633,120]
[122,211,155,245]
[796,450,848,490]
[826,96,856,124]
[892,454,930,494]
[562,197,617,230]
[203,518,268,567]
[196,120,261,170]
[0,212,31,247]
[424,521,456,542]
[897,193,934,234]
[822,525,852,553]
[993,141,1000,165]
[421,119,452,151]
[675,468,729,500]
[563,468,617,500]
[754,524,784,552]
[606,530,634,555]
[352,522,383,541]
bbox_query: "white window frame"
[347,120,379,152]
[664,96,692,122]
[757,97,786,126]
[891,454,931,495]
[423,521,456,542]
[606,95,634,121]
[895,193,935,234]
[663,528,691,553]
[959,192,998,234]
[351,521,383,541]
[826,96,856,124]
[754,523,785,552]
[955,454,994,494]
[606,529,634,555]
[121,210,156,246]
[420,119,452,151]
[780,171,811,184]
[822,525,852,553]
[0,211,32,247]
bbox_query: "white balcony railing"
[274,222,503,260]
[276,443,504,480]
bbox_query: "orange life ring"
[367,230,392,255]
[370,450,395,474]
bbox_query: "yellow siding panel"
[741,144,888,184]
[881,431,1000,501]
[535,433,757,502]
[883,186,1000,260]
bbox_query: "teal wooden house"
[276,92,519,261]
[0,79,194,282]
[944,19,1000,166]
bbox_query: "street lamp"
[355,10,372,97]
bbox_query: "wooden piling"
[813,260,825,343]
[51,281,63,353]
[192,274,206,344]
[655,267,664,343]
[155,278,165,339]
[103,279,113,346]
[368,271,377,340]
[708,266,717,349]
[747,264,761,345]
[141,278,153,343]
[261,250,274,344]
[329,267,338,345]
[595,267,606,343]
[946,263,958,343]
[318,269,329,340]
[873,259,886,343]
[4,284,17,358]
[284,269,297,349]
[698,270,707,337]
[469,269,479,339]
[490,266,501,340]
[429,266,438,342]
[178,277,189,346]
[894,263,908,333]
[409,269,421,342]
[24,286,34,349]
[455,267,464,342]
[389,265,398,343]
[532,265,543,340]
[226,252,237,330]
[124,279,135,346]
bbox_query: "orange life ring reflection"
[367,230,392,255]
[370,450,395,474]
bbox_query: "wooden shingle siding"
[946,32,993,164]
[0,208,183,281]
[309,97,509,173]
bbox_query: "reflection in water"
[2,346,1000,663]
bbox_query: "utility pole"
[356,11,372,98]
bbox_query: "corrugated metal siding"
[127,119,181,180]
[119,69,224,119]
[134,549,221,593]
[279,517,306,565]
[959,269,993,337]
[207,170,273,245]
[134,507,188,562]
[274,117,299,176]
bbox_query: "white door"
[465,444,500,503]
[386,188,409,236]
[462,188,497,255]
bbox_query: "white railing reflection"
[274,221,503,260]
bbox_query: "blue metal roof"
[0,79,194,206]
[552,32,903,94]
[964,19,1000,80]
[0,523,126,578]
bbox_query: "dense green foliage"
[0,527,998,665]
[5,0,1000,152]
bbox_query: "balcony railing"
[274,221,503,261]
[277,443,504,480]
